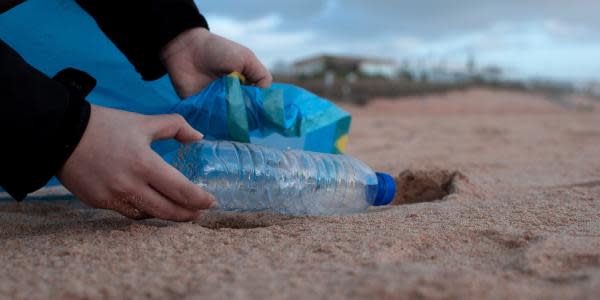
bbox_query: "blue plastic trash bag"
[0,1,351,191]
[154,74,351,157]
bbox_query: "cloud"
[543,19,588,39]
[198,1,600,81]
[208,14,283,38]
[197,0,600,39]
[206,14,317,65]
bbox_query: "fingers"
[131,185,202,222]
[116,203,150,220]
[145,152,216,210]
[241,50,273,88]
[99,191,150,220]
[125,113,215,222]
[146,114,203,143]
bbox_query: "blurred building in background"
[289,54,504,84]
[587,82,600,97]
[358,58,397,78]
[293,55,397,79]
[272,52,597,104]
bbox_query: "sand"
[1,88,600,299]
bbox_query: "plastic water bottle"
[171,140,396,216]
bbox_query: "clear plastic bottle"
[172,140,396,216]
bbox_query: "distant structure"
[271,60,294,76]
[293,55,397,79]
[358,58,397,78]
[586,81,600,97]
[466,53,476,75]
[479,65,502,82]
[407,61,472,84]
[288,54,505,84]
[424,66,469,83]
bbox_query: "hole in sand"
[392,169,474,205]
[196,211,294,230]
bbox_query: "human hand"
[161,27,272,99]
[57,105,216,221]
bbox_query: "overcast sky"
[195,0,600,82]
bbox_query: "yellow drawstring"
[228,71,247,84]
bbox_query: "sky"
[195,0,600,82]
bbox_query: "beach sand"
[1,88,600,299]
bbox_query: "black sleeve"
[75,0,210,81]
[0,39,91,201]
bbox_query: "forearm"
[75,0,209,81]
[0,39,91,200]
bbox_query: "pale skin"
[57,28,272,221]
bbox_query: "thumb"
[146,114,203,143]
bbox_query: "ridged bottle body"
[172,140,379,215]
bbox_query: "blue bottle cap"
[374,172,396,206]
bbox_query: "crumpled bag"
[153,74,351,158]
